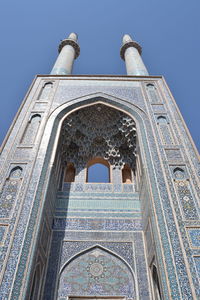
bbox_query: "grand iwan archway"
[41,102,157,300]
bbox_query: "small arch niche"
[38,82,52,100]
[122,164,132,183]
[146,83,160,103]
[87,158,110,183]
[173,167,185,180]
[146,83,155,90]
[157,116,167,124]
[64,163,75,183]
[9,166,23,179]
[21,114,41,144]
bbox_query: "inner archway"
[57,247,136,299]
[58,103,137,183]
[42,101,154,300]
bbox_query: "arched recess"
[56,102,138,184]
[21,93,170,300]
[57,246,136,299]
[122,164,133,183]
[21,114,41,144]
[64,163,76,183]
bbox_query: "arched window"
[122,164,132,183]
[87,158,110,183]
[64,163,75,183]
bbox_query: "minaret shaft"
[51,33,80,75]
[120,34,149,76]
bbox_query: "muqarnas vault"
[0,33,199,300]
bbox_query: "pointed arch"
[64,163,76,182]
[38,81,53,100]
[122,164,132,183]
[9,166,23,179]
[60,244,135,277]
[21,114,41,144]
[24,92,170,300]
[173,167,185,180]
[58,245,136,299]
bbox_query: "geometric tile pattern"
[175,180,199,220]
[53,218,142,231]
[58,247,135,299]
[0,75,199,300]
[194,256,200,277]
[188,228,200,247]
[0,225,7,243]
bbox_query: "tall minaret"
[51,32,80,75]
[120,34,148,76]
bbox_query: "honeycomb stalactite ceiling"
[60,104,137,169]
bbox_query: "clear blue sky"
[0,0,199,151]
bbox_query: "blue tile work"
[55,211,141,218]
[123,184,134,193]
[20,113,42,145]
[158,123,174,145]
[44,238,138,300]
[151,104,166,113]
[165,149,183,161]
[0,165,23,218]
[58,247,136,299]
[0,225,7,243]
[56,190,140,212]
[142,107,187,297]
[0,179,21,218]
[85,183,112,193]
[194,257,200,277]
[53,218,142,231]
[0,76,199,300]
[59,242,135,270]
[53,84,146,111]
[145,85,200,297]
[187,228,200,247]
[174,180,199,220]
[0,89,160,296]
[146,83,161,103]
[134,232,150,299]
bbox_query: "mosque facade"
[0,33,199,300]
